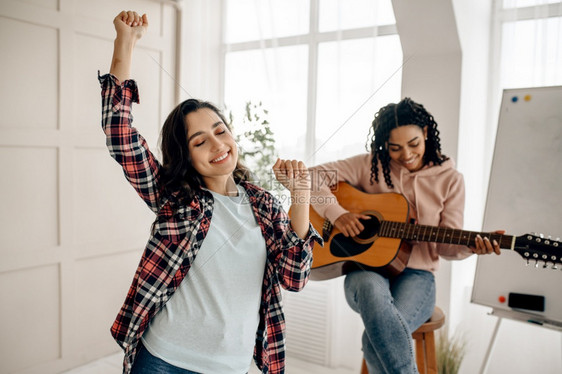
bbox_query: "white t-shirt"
[142,185,267,373]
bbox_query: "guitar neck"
[380,221,515,249]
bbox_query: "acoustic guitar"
[306,182,562,280]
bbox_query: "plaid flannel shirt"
[99,73,322,374]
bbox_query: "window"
[222,0,402,173]
[496,0,562,89]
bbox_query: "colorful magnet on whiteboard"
[511,96,518,102]
[524,94,531,101]
[498,296,506,303]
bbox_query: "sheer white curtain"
[498,0,562,89]
[488,0,562,150]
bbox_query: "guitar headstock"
[514,233,562,269]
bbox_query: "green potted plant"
[436,327,467,374]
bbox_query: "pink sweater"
[310,153,472,272]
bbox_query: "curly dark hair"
[159,98,250,204]
[368,97,447,189]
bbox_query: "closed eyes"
[193,130,227,147]
[390,142,420,152]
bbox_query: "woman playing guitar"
[309,98,501,373]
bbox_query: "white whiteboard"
[471,86,562,327]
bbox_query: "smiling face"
[387,124,428,172]
[185,108,238,189]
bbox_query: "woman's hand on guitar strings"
[334,213,372,237]
[471,230,504,255]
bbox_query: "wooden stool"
[360,306,445,374]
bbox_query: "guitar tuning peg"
[539,233,544,238]
[552,264,558,270]
[534,260,539,268]
[525,259,530,266]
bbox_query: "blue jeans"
[344,268,435,374]
[131,343,201,374]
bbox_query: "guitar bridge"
[322,219,333,242]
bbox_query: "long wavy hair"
[368,97,447,189]
[159,99,250,203]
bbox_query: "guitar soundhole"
[331,235,372,257]
[356,215,380,240]
[330,215,381,258]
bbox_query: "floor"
[62,352,357,374]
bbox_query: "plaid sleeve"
[270,196,323,292]
[99,73,162,213]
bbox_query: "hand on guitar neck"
[334,212,502,256]
[472,231,503,255]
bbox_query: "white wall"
[179,0,222,103]
[450,0,493,327]
[0,1,178,373]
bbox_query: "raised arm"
[270,159,322,291]
[100,11,162,213]
[272,158,311,239]
[110,11,148,82]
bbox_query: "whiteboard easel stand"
[478,313,502,374]
[479,308,562,374]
